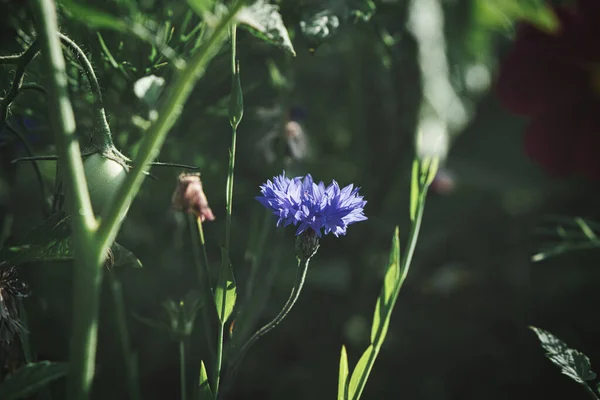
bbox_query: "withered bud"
[171,173,215,222]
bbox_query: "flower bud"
[171,173,215,222]
[295,229,320,259]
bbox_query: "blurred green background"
[2,0,600,399]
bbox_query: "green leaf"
[214,248,237,324]
[299,0,376,48]
[370,228,400,344]
[237,0,296,56]
[337,345,349,400]
[197,360,213,399]
[187,0,215,17]
[475,0,559,34]
[133,75,165,109]
[530,326,597,384]
[58,0,129,32]
[409,159,419,222]
[300,10,341,45]
[0,362,68,400]
[0,212,141,269]
[347,345,374,400]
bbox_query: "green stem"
[213,319,224,400]
[109,272,141,400]
[97,0,245,259]
[187,215,216,369]
[583,383,600,400]
[31,2,100,400]
[224,23,238,257]
[180,339,187,400]
[350,187,429,400]
[223,256,312,394]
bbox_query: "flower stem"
[180,339,187,400]
[108,272,141,400]
[223,256,312,394]
[187,215,216,370]
[215,22,241,400]
[31,1,101,400]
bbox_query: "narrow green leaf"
[187,0,215,17]
[214,248,237,324]
[338,345,349,400]
[370,228,400,343]
[409,159,419,222]
[0,362,68,400]
[229,61,244,129]
[58,0,129,31]
[423,157,440,187]
[197,360,213,399]
[575,217,597,240]
[348,345,374,400]
[237,0,296,56]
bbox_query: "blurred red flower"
[496,0,600,180]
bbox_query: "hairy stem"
[31,2,100,400]
[58,33,113,149]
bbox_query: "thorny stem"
[222,256,312,396]
[31,2,99,400]
[57,33,114,149]
[0,40,40,123]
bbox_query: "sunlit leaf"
[0,362,68,400]
[187,0,215,17]
[347,345,374,400]
[337,345,349,400]
[299,0,376,48]
[474,0,559,34]
[530,326,597,384]
[237,0,296,56]
[370,228,400,343]
[300,10,340,45]
[197,359,213,399]
[409,159,419,222]
[133,75,165,109]
[214,248,237,324]
[58,0,129,32]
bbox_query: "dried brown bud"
[171,173,215,222]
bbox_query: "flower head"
[256,172,367,237]
[171,173,215,222]
[496,0,600,180]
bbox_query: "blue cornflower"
[256,172,367,237]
